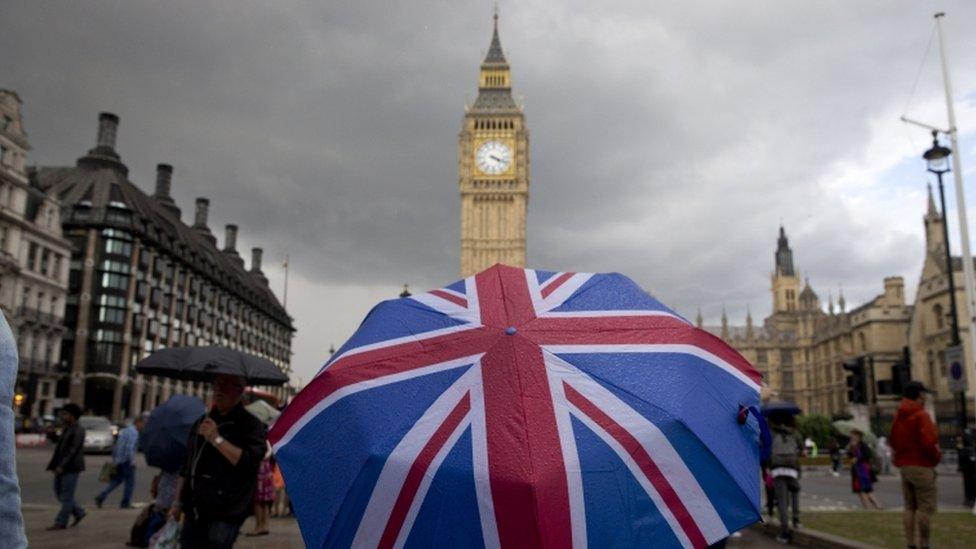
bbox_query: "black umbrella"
[135,346,289,386]
[762,401,802,416]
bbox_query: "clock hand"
[490,155,504,162]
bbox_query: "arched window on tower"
[933,303,944,330]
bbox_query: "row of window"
[26,241,64,280]
[474,119,514,130]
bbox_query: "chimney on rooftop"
[224,224,238,253]
[154,164,173,197]
[193,198,210,229]
[251,247,263,272]
[96,112,119,150]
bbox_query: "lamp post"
[924,131,967,429]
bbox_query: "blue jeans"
[53,473,85,527]
[96,462,135,507]
[180,516,243,549]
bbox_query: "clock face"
[475,141,512,175]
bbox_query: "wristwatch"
[213,435,225,447]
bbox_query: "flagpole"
[934,11,976,430]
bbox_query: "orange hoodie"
[889,397,942,468]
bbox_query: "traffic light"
[843,357,868,404]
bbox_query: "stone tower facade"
[459,13,529,277]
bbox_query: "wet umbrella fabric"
[270,265,765,549]
[246,399,281,426]
[135,346,288,386]
[139,394,205,473]
[833,420,878,446]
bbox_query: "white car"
[80,416,115,453]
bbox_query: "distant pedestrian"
[96,416,145,508]
[762,466,775,517]
[170,374,267,549]
[246,445,275,537]
[890,381,941,549]
[46,403,87,530]
[271,461,289,518]
[847,430,883,509]
[828,438,841,477]
[0,309,27,547]
[877,436,893,475]
[768,414,803,543]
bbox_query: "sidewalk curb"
[758,521,879,549]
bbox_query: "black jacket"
[180,403,267,521]
[46,423,86,473]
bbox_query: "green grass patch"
[803,511,976,549]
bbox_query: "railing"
[16,306,65,328]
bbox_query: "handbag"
[149,519,181,549]
[99,462,118,482]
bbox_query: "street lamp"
[923,130,967,429]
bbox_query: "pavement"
[27,447,970,547]
[793,466,969,512]
[23,504,303,548]
[18,447,301,547]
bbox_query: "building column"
[129,374,145,417]
[113,244,142,421]
[161,378,172,402]
[69,228,98,404]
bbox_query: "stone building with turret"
[29,111,294,420]
[703,227,912,423]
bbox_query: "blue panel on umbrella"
[549,273,681,316]
[534,270,559,285]
[445,279,467,294]
[279,364,472,549]
[572,415,683,548]
[558,351,760,509]
[404,427,484,549]
[323,298,470,370]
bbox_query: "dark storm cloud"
[3,1,976,374]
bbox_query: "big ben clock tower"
[459,11,529,277]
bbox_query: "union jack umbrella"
[270,265,765,548]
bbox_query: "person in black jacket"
[170,374,266,548]
[45,403,86,529]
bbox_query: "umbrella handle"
[738,405,772,463]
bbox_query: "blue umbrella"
[140,394,205,472]
[762,401,802,415]
[271,265,765,548]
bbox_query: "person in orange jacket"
[889,381,941,549]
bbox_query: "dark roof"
[471,89,519,112]
[29,152,293,330]
[483,17,507,65]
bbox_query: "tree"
[796,414,834,448]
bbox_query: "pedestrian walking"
[847,430,883,509]
[762,466,775,517]
[828,438,842,477]
[245,445,275,537]
[45,403,87,530]
[0,309,27,547]
[271,461,289,518]
[96,416,145,509]
[170,374,267,549]
[877,436,893,475]
[890,381,941,549]
[767,414,802,543]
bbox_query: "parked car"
[80,415,115,453]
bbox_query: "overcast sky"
[3,1,976,386]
